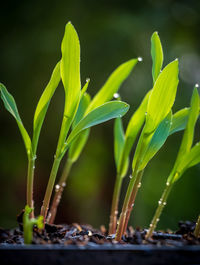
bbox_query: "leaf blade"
[151,32,164,83]
[66,101,129,146]
[0,83,32,155]
[85,59,138,114]
[145,59,179,133]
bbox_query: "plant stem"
[145,181,173,239]
[115,169,142,240]
[26,157,36,218]
[109,174,123,234]
[47,158,73,224]
[194,215,200,238]
[122,170,144,235]
[40,157,61,221]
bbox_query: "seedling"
[146,86,200,239]
[0,21,130,234]
[0,62,60,217]
[114,32,192,240]
[23,205,44,244]
[47,54,139,224]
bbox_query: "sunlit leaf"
[169,108,189,135]
[138,112,172,171]
[145,59,179,133]
[85,59,138,114]
[66,101,129,146]
[0,83,32,156]
[61,22,81,121]
[151,32,164,83]
[175,87,199,163]
[32,61,60,154]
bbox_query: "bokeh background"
[0,0,200,231]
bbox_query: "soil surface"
[0,213,199,246]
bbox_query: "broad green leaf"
[169,108,189,135]
[118,90,151,177]
[61,22,81,120]
[151,32,164,83]
[114,118,125,168]
[138,112,172,171]
[0,83,32,155]
[68,129,90,162]
[85,59,138,114]
[66,101,129,146]
[175,87,199,163]
[72,93,91,129]
[32,61,61,154]
[69,92,91,162]
[145,59,179,133]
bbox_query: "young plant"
[145,86,200,239]
[0,61,60,217]
[23,205,44,244]
[40,22,131,221]
[194,215,200,238]
[115,32,181,240]
[47,56,139,224]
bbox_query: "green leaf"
[32,61,61,154]
[85,59,138,114]
[72,92,91,129]
[69,92,91,162]
[118,90,151,177]
[169,108,189,135]
[114,118,125,168]
[0,83,32,156]
[151,32,164,83]
[138,111,172,171]
[61,22,81,121]
[145,59,179,133]
[175,87,199,162]
[66,101,129,147]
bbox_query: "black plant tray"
[0,244,200,265]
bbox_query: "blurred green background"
[0,0,200,231]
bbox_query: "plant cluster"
[0,23,200,244]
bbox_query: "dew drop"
[129,175,133,179]
[86,78,90,83]
[156,218,160,222]
[138,57,143,62]
[166,182,170,186]
[195,83,199,88]
[145,112,147,116]
[163,202,167,206]
[113,93,120,99]
[33,166,35,169]
[114,210,118,215]
[55,184,60,191]
[62,182,66,187]
[158,200,162,205]
[149,224,153,227]
[137,182,141,188]
[131,203,135,207]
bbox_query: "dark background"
[0,0,200,231]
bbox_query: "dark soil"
[0,213,199,246]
